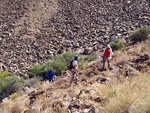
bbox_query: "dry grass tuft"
[127,40,150,55]
[101,71,150,113]
[0,95,30,113]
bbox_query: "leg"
[102,56,106,70]
[107,58,110,67]
[51,77,54,83]
[74,73,78,85]
[107,58,112,69]
[49,78,51,83]
[69,70,75,86]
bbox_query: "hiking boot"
[108,67,113,70]
[103,68,106,71]
[99,68,106,71]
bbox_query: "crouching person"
[40,72,49,84]
[48,68,55,83]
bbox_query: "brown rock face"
[0,0,150,75]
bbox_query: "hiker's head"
[106,44,111,48]
[50,68,54,71]
[74,56,80,61]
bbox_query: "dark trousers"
[49,77,54,83]
[102,56,111,69]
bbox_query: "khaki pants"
[69,69,78,86]
[102,56,111,69]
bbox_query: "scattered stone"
[94,97,103,103]
[83,47,93,55]
[127,1,131,4]
[0,64,6,72]
[87,72,95,77]
[110,35,118,42]
[96,77,107,83]
[90,106,96,113]
[83,109,90,113]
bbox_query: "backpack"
[69,60,74,70]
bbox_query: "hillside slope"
[1,41,150,113]
[0,0,150,76]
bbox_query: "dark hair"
[74,56,79,60]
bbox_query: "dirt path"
[14,0,58,39]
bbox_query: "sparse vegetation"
[110,39,125,51]
[28,52,98,77]
[27,64,45,78]
[0,70,9,77]
[85,54,98,62]
[0,95,30,113]
[131,27,150,43]
[0,71,24,101]
[102,71,150,113]
[10,93,22,100]
[23,77,40,88]
[1,0,150,112]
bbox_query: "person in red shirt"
[101,44,113,71]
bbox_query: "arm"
[110,48,113,56]
[102,48,106,56]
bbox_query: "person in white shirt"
[69,56,80,86]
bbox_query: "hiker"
[48,68,55,83]
[100,44,113,71]
[69,56,80,86]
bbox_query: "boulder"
[83,47,93,55]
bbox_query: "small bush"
[110,39,125,51]
[131,27,150,43]
[45,52,86,75]
[10,93,21,100]
[0,72,24,101]
[48,60,67,76]
[27,64,45,78]
[85,54,98,62]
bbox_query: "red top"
[104,48,111,57]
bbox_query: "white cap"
[107,44,111,48]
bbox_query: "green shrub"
[48,60,67,76]
[53,51,77,63]
[131,27,150,43]
[110,39,125,51]
[10,93,21,100]
[27,64,45,78]
[45,52,81,75]
[85,54,98,62]
[0,70,9,78]
[28,52,98,77]
[0,72,24,101]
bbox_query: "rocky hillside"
[0,0,150,75]
[0,41,150,113]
